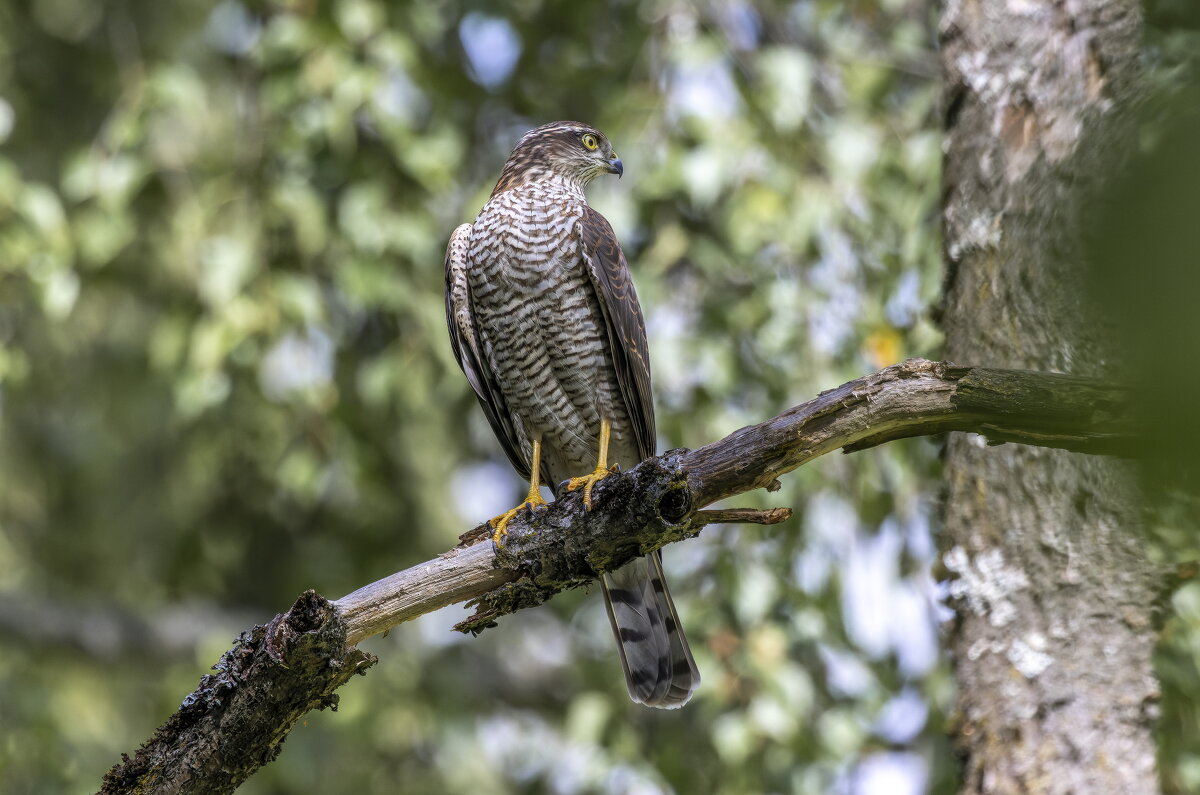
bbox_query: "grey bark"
[939,1,1158,792]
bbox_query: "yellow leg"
[490,440,548,545]
[565,418,618,510]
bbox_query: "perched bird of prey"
[444,121,700,708]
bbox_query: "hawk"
[444,121,700,708]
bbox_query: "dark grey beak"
[608,157,623,178]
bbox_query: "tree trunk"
[939,1,1159,792]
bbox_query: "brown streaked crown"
[490,121,621,197]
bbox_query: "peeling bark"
[939,1,1158,792]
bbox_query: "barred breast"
[466,179,637,485]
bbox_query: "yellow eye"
[581,133,599,151]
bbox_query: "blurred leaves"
[1087,9,1200,790]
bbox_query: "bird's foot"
[489,492,549,546]
[564,463,620,510]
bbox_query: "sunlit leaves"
[0,1,960,793]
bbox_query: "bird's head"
[492,121,623,196]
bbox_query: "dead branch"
[101,358,1136,794]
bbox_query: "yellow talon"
[565,465,617,510]
[490,439,548,547]
[489,492,548,546]
[565,418,616,510]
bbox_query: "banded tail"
[601,552,700,708]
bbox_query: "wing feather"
[577,207,656,461]
[578,208,699,708]
[444,223,532,481]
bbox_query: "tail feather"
[601,552,700,708]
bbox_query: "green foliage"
[1,1,959,792]
[1089,8,1200,788]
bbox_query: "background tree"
[939,1,1158,791]
[1,1,1198,793]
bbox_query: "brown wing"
[444,223,532,481]
[580,209,697,708]
[578,206,656,461]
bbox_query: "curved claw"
[489,495,548,546]
[564,463,619,510]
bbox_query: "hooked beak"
[608,155,623,178]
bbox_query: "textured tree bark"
[100,592,375,795]
[341,359,1139,638]
[939,1,1158,792]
